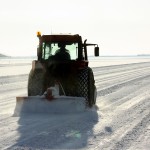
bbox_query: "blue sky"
[0,0,150,56]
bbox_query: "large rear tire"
[78,67,89,106]
[28,69,45,96]
[88,68,97,106]
[78,67,96,107]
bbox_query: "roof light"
[37,31,41,37]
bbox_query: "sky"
[0,0,150,56]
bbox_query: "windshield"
[42,42,78,60]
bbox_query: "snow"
[0,56,150,149]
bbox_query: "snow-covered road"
[0,60,150,150]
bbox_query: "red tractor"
[28,32,99,107]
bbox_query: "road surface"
[0,61,150,149]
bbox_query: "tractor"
[28,32,99,107]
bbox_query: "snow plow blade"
[14,96,86,116]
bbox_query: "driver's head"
[58,43,66,49]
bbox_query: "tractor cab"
[37,33,99,65]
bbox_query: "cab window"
[42,42,78,60]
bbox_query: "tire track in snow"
[111,111,150,150]
[97,74,150,97]
[90,63,150,150]
[95,82,150,146]
[0,74,28,84]
[91,78,150,149]
[95,67,150,90]
[0,74,28,114]
[93,62,150,76]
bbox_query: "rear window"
[42,42,78,60]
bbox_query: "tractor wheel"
[88,68,97,107]
[78,67,89,106]
[28,69,45,96]
[78,67,96,107]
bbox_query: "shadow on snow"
[9,109,99,149]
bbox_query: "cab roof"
[40,34,82,43]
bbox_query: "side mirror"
[94,46,99,56]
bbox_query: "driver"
[55,43,71,61]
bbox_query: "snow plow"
[14,32,99,115]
